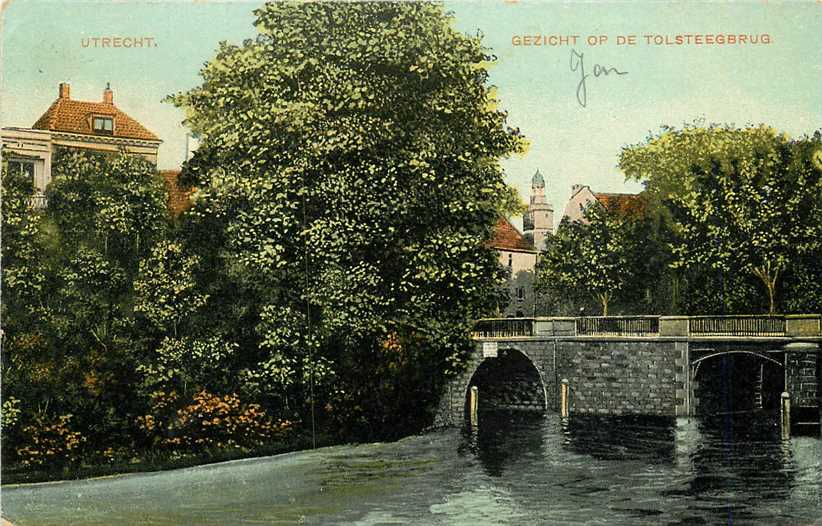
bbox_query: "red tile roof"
[160,170,193,216]
[33,96,160,142]
[593,192,646,218]
[489,217,536,252]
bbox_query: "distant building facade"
[160,169,194,217]
[562,184,643,223]
[490,217,538,317]
[2,83,162,204]
[523,169,553,252]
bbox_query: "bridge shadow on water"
[561,414,678,462]
[458,410,547,477]
[457,409,808,524]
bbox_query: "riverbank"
[1,430,337,486]
[4,414,822,526]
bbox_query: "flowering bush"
[137,390,292,453]
[15,414,86,467]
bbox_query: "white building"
[2,83,161,205]
[490,217,538,317]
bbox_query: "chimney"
[103,82,113,104]
[59,82,70,99]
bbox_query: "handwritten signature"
[569,49,628,108]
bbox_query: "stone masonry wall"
[431,340,554,427]
[555,340,680,416]
[432,338,687,427]
[786,350,819,409]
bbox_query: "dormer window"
[93,116,114,135]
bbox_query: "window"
[517,287,525,300]
[93,116,114,135]
[508,254,513,268]
[8,160,35,180]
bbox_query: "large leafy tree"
[168,1,524,436]
[537,202,634,316]
[621,124,822,313]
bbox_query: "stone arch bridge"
[433,315,821,428]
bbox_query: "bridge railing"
[576,316,660,336]
[688,315,786,336]
[473,318,534,338]
[473,314,820,339]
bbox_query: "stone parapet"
[786,315,822,337]
[659,316,689,337]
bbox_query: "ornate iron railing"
[689,315,785,336]
[473,318,534,338]
[575,316,660,336]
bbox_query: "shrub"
[137,390,292,453]
[15,414,86,467]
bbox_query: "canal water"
[3,412,821,525]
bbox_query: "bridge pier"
[784,342,820,432]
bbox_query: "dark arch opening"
[692,351,784,417]
[465,348,546,418]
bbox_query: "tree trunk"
[598,293,610,316]
[752,265,779,314]
[766,279,776,314]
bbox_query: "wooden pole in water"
[470,386,479,427]
[781,391,791,440]
[560,379,570,418]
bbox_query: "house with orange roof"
[562,184,645,224]
[2,82,162,205]
[489,216,538,317]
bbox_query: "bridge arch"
[690,348,786,415]
[691,350,784,377]
[464,346,548,416]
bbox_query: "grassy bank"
[1,431,337,486]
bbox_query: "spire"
[531,169,545,189]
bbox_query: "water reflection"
[458,410,816,525]
[683,414,796,500]
[4,410,820,525]
[562,414,677,462]
[459,410,546,477]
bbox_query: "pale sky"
[2,1,820,228]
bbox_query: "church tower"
[523,169,553,251]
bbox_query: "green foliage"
[168,1,525,434]
[134,241,208,337]
[47,148,168,259]
[1,149,172,468]
[621,124,822,313]
[537,202,634,315]
[498,185,529,216]
[137,336,238,396]
[1,159,47,304]
[783,254,822,313]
